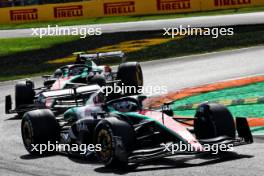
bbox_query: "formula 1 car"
[21,86,253,167]
[5,51,143,116]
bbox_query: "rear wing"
[75,51,126,63]
[5,85,101,114]
[41,84,100,99]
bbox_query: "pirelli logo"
[54,5,83,18]
[214,0,251,6]
[157,0,191,11]
[10,9,38,21]
[104,1,135,15]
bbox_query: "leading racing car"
[21,85,253,167]
[5,51,143,117]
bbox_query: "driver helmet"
[113,101,138,112]
[53,69,63,78]
[75,55,86,64]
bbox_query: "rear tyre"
[21,109,60,155]
[117,62,143,95]
[94,117,135,167]
[15,80,35,116]
[194,103,236,139]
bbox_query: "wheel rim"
[22,120,33,149]
[96,129,114,163]
[135,65,143,86]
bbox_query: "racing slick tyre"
[117,62,143,95]
[194,103,236,139]
[15,80,35,117]
[21,109,60,156]
[89,75,106,87]
[94,117,135,167]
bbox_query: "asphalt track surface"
[1,46,264,176]
[0,12,264,38]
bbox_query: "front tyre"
[21,109,60,155]
[194,103,236,139]
[94,117,135,167]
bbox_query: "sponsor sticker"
[214,0,251,6]
[54,5,83,18]
[157,0,191,11]
[104,1,135,15]
[10,9,38,21]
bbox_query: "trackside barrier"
[201,0,264,10]
[0,0,263,24]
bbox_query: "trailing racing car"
[5,51,143,116]
[21,86,253,167]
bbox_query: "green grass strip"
[172,82,264,117]
[172,81,264,134]
[0,25,264,81]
